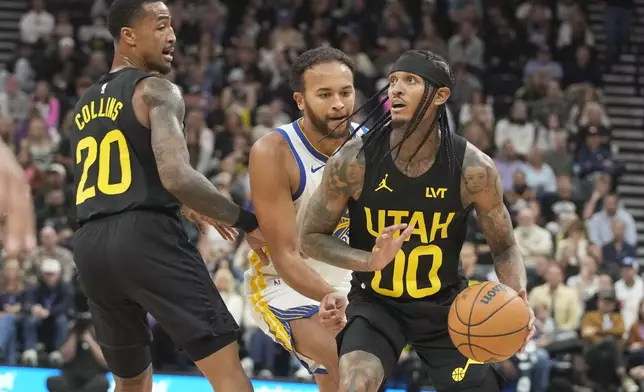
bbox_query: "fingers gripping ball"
[448,282,530,363]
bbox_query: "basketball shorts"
[337,284,504,392]
[73,210,238,378]
[243,252,350,375]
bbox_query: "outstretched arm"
[299,138,372,272]
[249,132,336,301]
[460,143,526,292]
[140,77,256,231]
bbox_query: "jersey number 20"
[371,244,443,298]
[76,129,132,205]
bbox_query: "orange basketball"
[448,281,530,363]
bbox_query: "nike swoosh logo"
[311,165,325,173]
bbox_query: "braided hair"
[338,50,456,174]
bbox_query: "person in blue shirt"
[602,220,637,266]
[574,126,624,181]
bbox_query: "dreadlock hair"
[338,50,457,176]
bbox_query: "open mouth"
[329,116,348,122]
[391,103,406,109]
[162,47,174,61]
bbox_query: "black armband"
[233,208,259,233]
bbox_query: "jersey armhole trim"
[274,128,306,201]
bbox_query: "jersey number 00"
[371,245,443,298]
[76,129,132,205]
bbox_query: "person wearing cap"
[21,258,72,367]
[574,124,622,180]
[615,257,644,333]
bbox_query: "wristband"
[233,208,259,233]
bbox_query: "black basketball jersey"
[348,131,472,303]
[71,68,180,225]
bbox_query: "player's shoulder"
[135,76,183,109]
[250,124,296,167]
[461,141,496,172]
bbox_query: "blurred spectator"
[603,220,638,266]
[585,274,616,312]
[555,219,589,274]
[529,262,582,330]
[615,258,644,333]
[566,257,600,309]
[627,300,644,387]
[447,21,484,72]
[19,0,55,45]
[515,207,553,268]
[25,226,74,285]
[587,193,637,247]
[45,314,109,392]
[543,132,574,176]
[522,147,557,196]
[494,101,536,157]
[563,45,602,88]
[495,141,524,193]
[0,259,24,365]
[604,0,634,64]
[22,259,71,367]
[0,75,30,123]
[524,46,563,82]
[540,175,583,226]
[213,268,243,325]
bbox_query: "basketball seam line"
[467,294,520,327]
[447,323,529,338]
[455,342,507,358]
[466,282,492,361]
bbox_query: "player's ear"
[293,92,305,111]
[433,87,451,106]
[121,27,136,46]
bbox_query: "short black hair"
[289,47,355,92]
[107,0,160,40]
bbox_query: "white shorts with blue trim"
[243,266,329,374]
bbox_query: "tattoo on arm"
[299,138,372,272]
[461,145,526,292]
[339,351,385,392]
[143,77,241,225]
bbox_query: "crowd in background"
[0,0,640,391]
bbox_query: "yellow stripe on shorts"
[249,249,293,351]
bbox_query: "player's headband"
[390,51,454,89]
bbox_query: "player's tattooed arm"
[299,138,372,271]
[142,77,242,225]
[460,143,527,292]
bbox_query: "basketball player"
[245,47,373,391]
[300,50,535,392]
[71,1,265,391]
[0,140,36,257]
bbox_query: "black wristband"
[233,208,259,233]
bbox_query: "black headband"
[390,51,454,89]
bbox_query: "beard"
[304,106,350,140]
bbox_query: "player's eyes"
[341,91,352,97]
[319,93,330,99]
[407,77,416,83]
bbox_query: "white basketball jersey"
[251,119,368,285]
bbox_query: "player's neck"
[391,121,440,164]
[298,117,346,157]
[111,49,150,74]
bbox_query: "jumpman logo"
[451,358,484,382]
[375,174,393,192]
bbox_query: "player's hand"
[517,288,535,353]
[319,291,347,333]
[0,143,36,258]
[181,206,238,241]
[367,224,414,272]
[247,228,269,265]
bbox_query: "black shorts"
[337,285,504,392]
[73,210,238,376]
